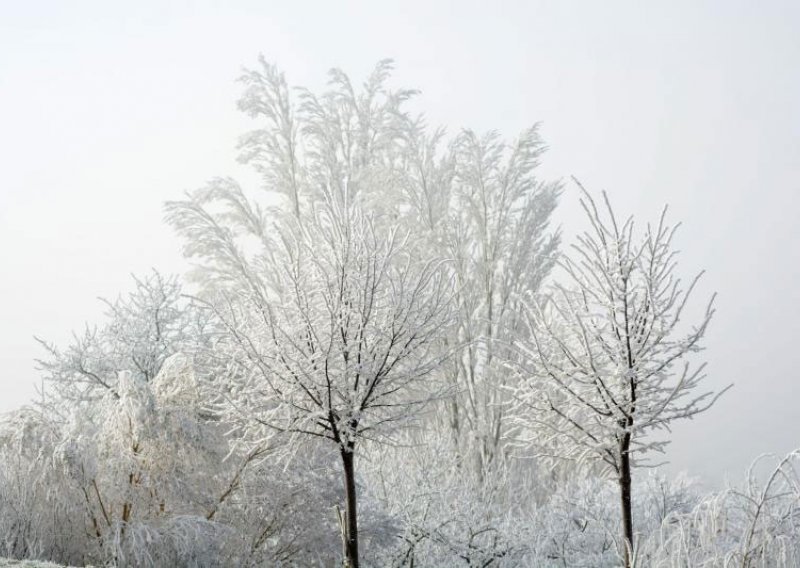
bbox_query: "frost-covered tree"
[648,450,800,567]
[165,59,461,567]
[0,407,73,562]
[236,56,416,219]
[510,182,728,566]
[3,270,347,566]
[397,125,561,479]
[166,188,451,567]
[0,351,345,567]
[0,355,232,567]
[36,271,209,405]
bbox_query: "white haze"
[1,0,798,486]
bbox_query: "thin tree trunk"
[619,434,634,568]
[341,446,359,568]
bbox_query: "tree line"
[0,59,796,567]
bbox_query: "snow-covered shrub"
[646,451,800,567]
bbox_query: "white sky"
[1,0,798,485]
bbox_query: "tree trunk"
[341,446,359,568]
[618,434,634,568]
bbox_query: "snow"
[0,560,84,568]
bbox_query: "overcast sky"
[1,0,798,485]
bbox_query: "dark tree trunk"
[618,433,634,568]
[341,446,359,568]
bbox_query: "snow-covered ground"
[0,560,77,567]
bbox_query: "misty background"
[1,0,797,486]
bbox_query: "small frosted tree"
[166,189,451,567]
[510,182,728,566]
[36,271,208,405]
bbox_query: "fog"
[1,0,798,487]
